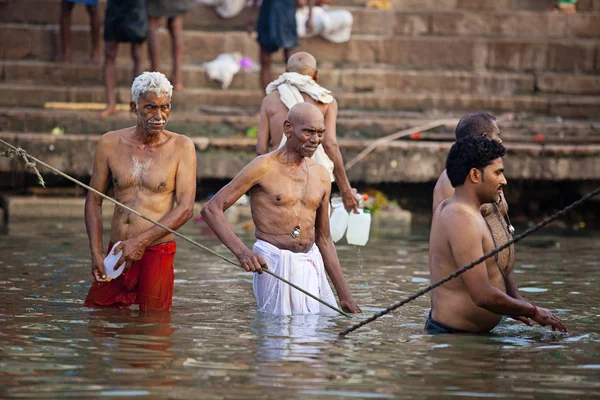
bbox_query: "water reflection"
[251,313,336,363]
[87,309,175,370]
[0,219,598,399]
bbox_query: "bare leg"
[101,41,118,117]
[260,47,273,91]
[131,42,142,78]
[59,0,75,63]
[167,16,184,91]
[86,5,101,64]
[283,48,296,63]
[147,16,161,72]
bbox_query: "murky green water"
[0,218,598,399]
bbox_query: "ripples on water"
[0,219,598,399]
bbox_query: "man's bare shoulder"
[263,92,284,110]
[306,158,331,184]
[433,170,453,211]
[325,97,338,114]
[165,131,195,151]
[244,153,275,176]
[437,200,483,227]
[97,127,134,148]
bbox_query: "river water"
[0,218,598,399]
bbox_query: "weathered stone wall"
[2,133,599,186]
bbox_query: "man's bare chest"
[109,150,177,193]
[257,174,323,210]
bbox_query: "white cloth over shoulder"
[252,239,339,315]
[296,6,353,43]
[195,0,245,19]
[266,72,335,182]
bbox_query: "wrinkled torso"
[250,157,329,253]
[108,131,179,245]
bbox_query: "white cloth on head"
[266,72,335,182]
[252,239,339,315]
[296,6,353,43]
[195,0,245,19]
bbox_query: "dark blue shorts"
[256,0,298,53]
[425,312,472,334]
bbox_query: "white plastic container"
[330,199,349,242]
[346,209,371,246]
[104,241,125,280]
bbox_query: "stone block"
[392,0,458,9]
[393,12,430,36]
[0,25,55,61]
[431,11,491,36]
[351,9,395,35]
[511,0,555,11]
[381,37,475,69]
[536,73,600,95]
[486,40,547,71]
[549,96,600,118]
[545,42,596,72]
[566,15,600,39]
[302,36,380,65]
[183,5,247,31]
[457,0,512,10]
[517,13,567,38]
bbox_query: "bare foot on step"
[100,106,117,118]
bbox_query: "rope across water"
[2,138,597,326]
[339,186,600,336]
[0,138,350,318]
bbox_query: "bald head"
[286,52,318,77]
[287,102,324,126]
[283,103,326,156]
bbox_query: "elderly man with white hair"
[84,71,197,312]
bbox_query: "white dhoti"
[252,239,339,315]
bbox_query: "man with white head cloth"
[84,71,197,311]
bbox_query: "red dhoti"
[84,241,176,311]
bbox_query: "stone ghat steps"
[2,2,600,39]
[1,83,598,118]
[336,0,600,12]
[2,132,599,183]
[0,0,600,14]
[6,60,599,96]
[3,24,599,73]
[2,107,599,143]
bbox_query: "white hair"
[131,72,173,104]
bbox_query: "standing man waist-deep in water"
[427,136,567,334]
[202,102,361,315]
[84,71,196,311]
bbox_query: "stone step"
[337,0,600,12]
[2,83,599,118]
[2,107,598,141]
[2,23,598,73]
[2,132,599,183]
[2,1,599,39]
[3,60,557,95]
[5,60,599,96]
